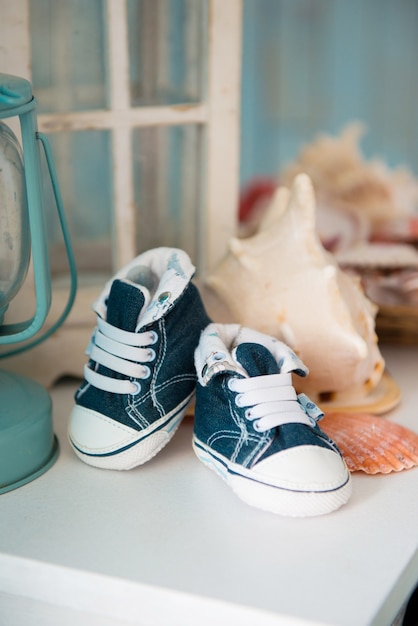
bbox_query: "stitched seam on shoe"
[204,389,264,468]
[151,318,166,417]
[243,431,271,468]
[148,372,196,394]
[126,401,150,429]
[230,403,247,464]
[226,380,267,468]
[128,373,195,412]
[249,436,273,467]
[207,430,252,446]
[127,389,193,430]
[76,361,98,399]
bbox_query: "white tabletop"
[0,344,417,626]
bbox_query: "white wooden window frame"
[0,0,242,385]
[4,0,242,272]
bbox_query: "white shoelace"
[84,316,157,394]
[228,372,322,432]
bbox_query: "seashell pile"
[206,173,385,402]
[280,123,418,233]
[320,412,418,474]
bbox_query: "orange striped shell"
[320,412,418,474]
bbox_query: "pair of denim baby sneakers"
[68,247,352,517]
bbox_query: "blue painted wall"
[240,0,418,184]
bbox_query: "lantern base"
[0,369,59,494]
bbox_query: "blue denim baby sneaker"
[68,248,211,470]
[193,324,352,516]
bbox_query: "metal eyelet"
[235,393,244,407]
[147,348,156,362]
[158,291,171,304]
[148,331,158,344]
[130,381,141,396]
[253,420,262,432]
[227,378,238,392]
[141,365,151,379]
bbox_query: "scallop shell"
[320,412,418,474]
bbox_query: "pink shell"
[320,412,418,474]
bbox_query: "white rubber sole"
[68,398,191,470]
[193,438,352,517]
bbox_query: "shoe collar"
[93,248,195,331]
[233,327,308,377]
[196,323,308,386]
[196,324,247,385]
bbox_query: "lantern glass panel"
[0,122,31,314]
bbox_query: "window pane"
[30,0,107,113]
[42,131,113,276]
[133,125,203,265]
[128,0,207,106]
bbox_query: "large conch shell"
[206,173,385,399]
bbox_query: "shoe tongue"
[234,343,280,377]
[106,279,148,332]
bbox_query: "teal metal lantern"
[0,73,77,494]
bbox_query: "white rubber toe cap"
[68,404,139,455]
[253,445,349,493]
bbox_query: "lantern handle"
[0,133,77,358]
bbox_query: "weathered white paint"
[0,0,30,139]
[0,0,30,79]
[105,0,136,268]
[204,0,242,271]
[37,104,209,132]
